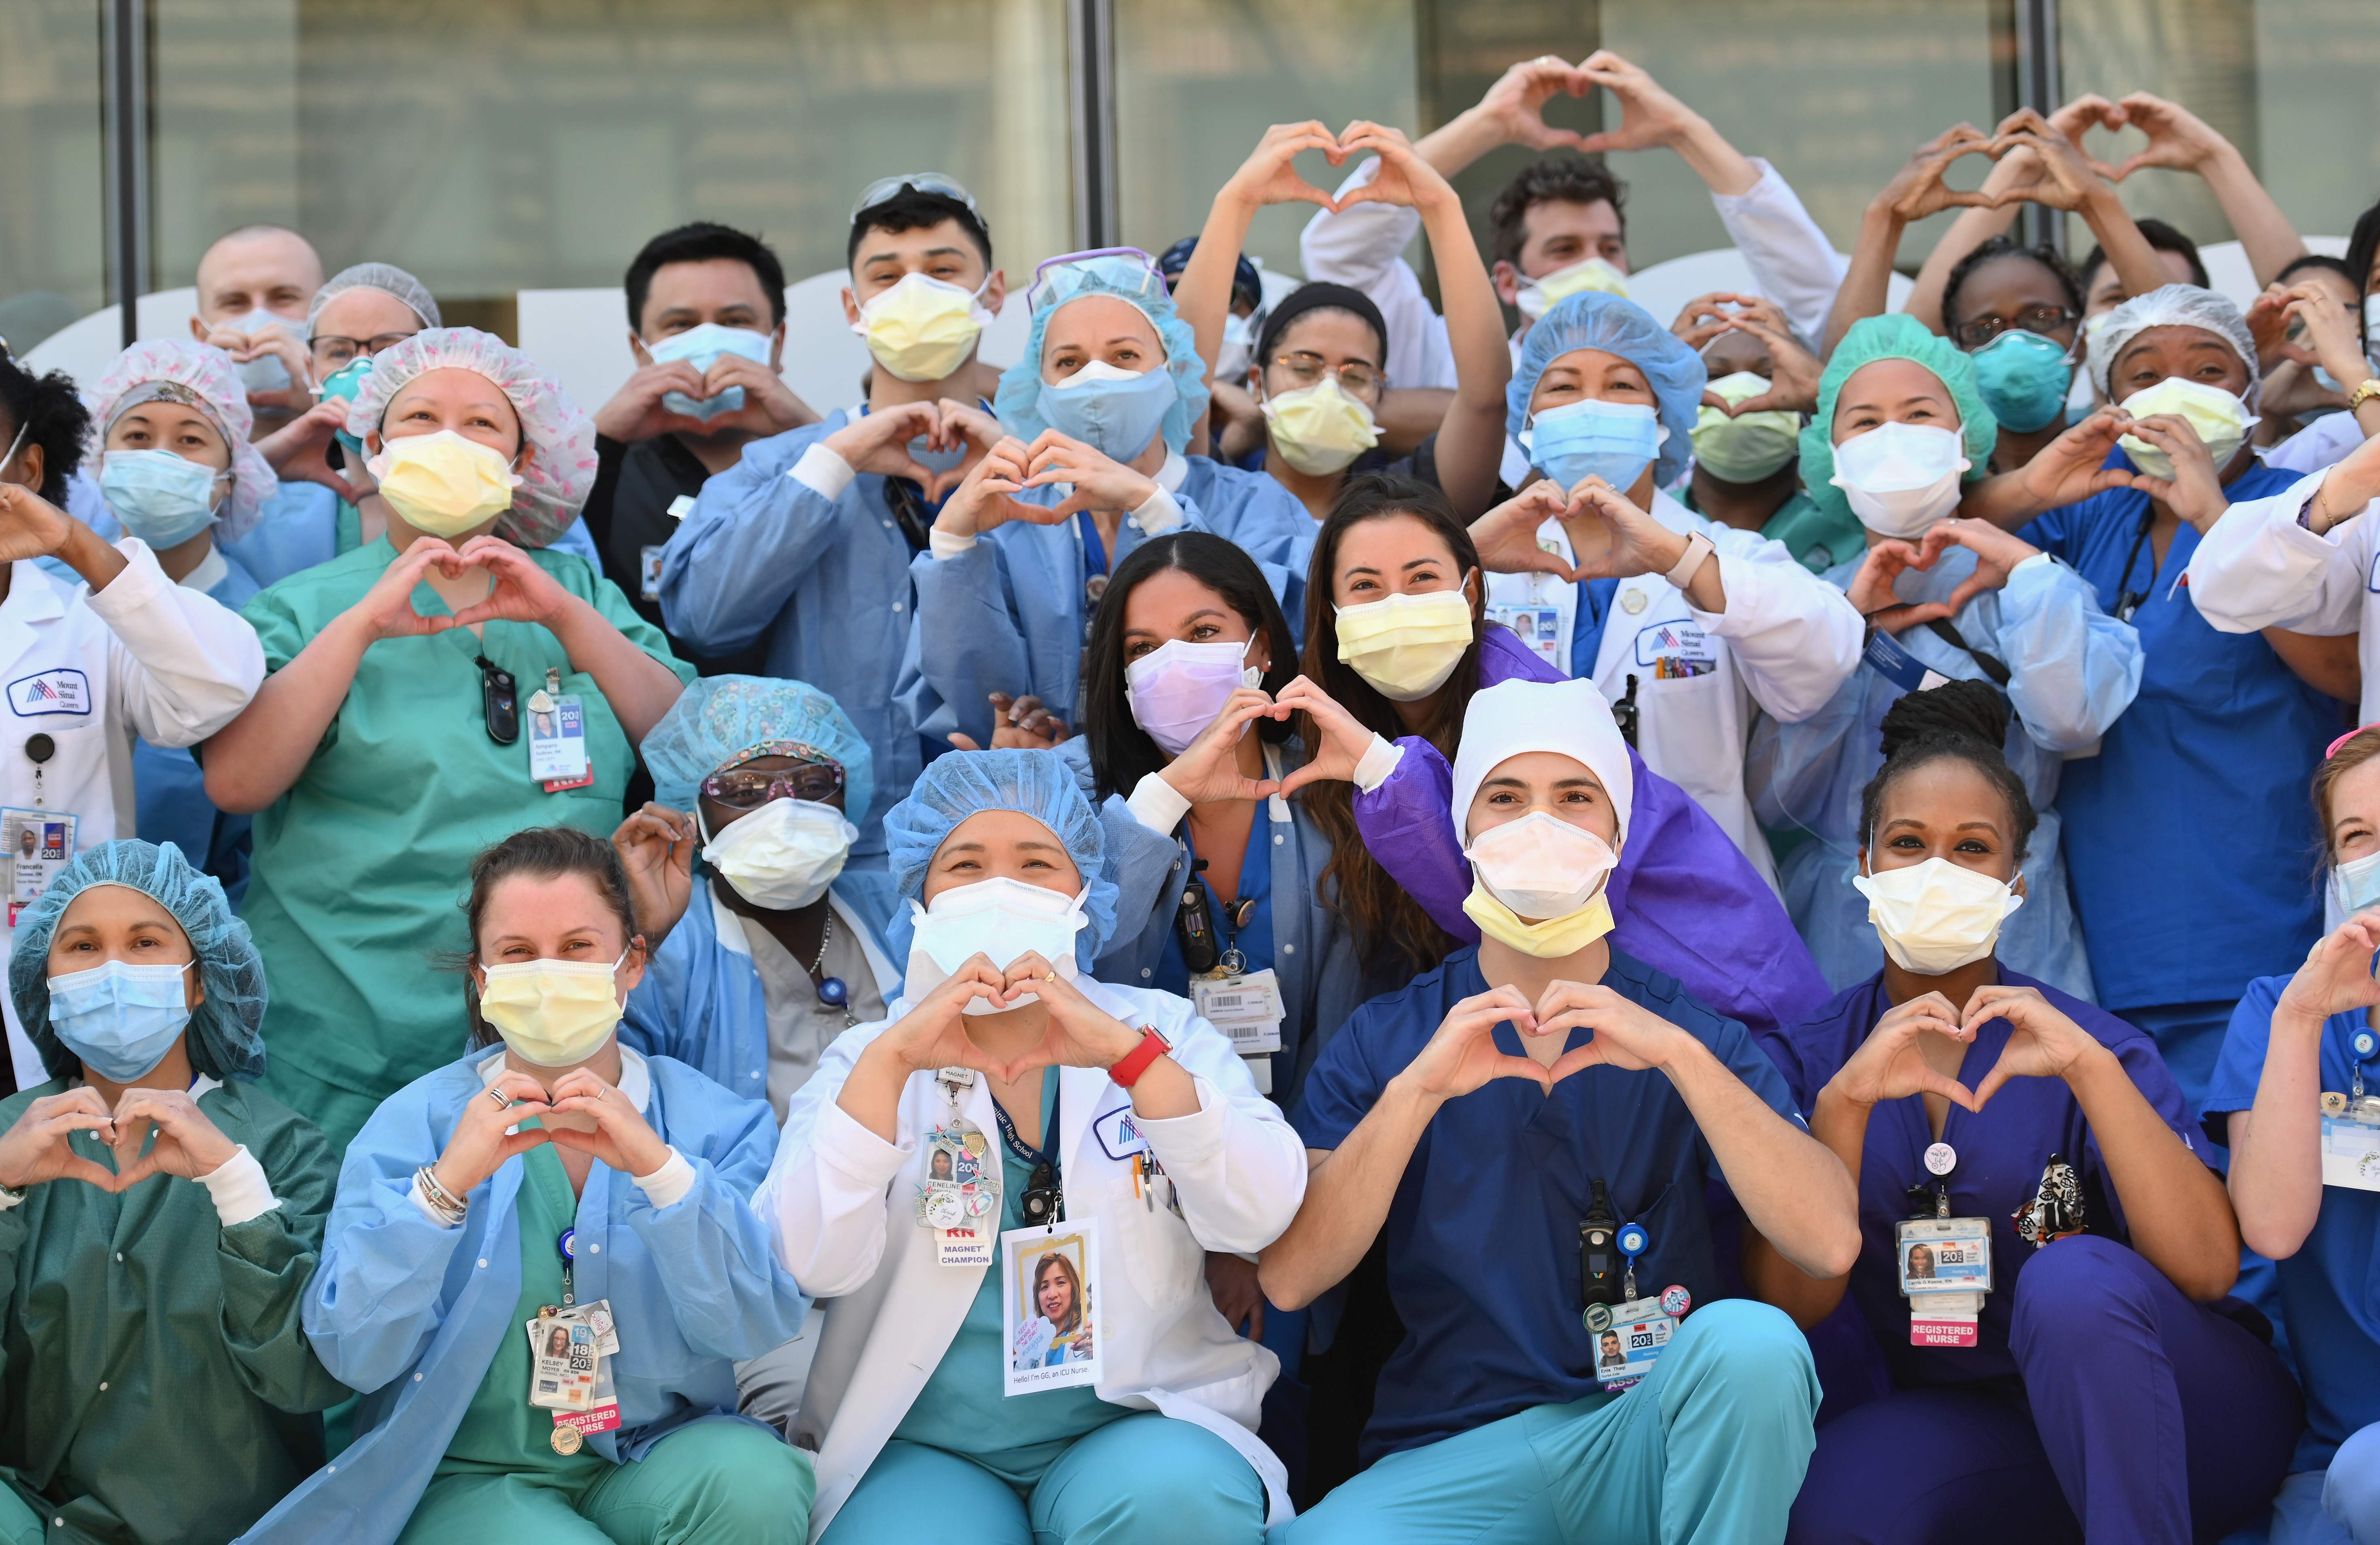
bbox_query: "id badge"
[639,545,666,602]
[1862,627,1951,695]
[1486,602,1565,672]
[1899,1216,1992,1346]
[526,1316,598,1410]
[2319,1093,2380,1189]
[552,1356,620,1454]
[920,1124,999,1264]
[1002,1215,1103,1396]
[3,807,73,927]
[577,1298,621,1356]
[526,690,593,791]
[1191,969,1286,1056]
[1593,1296,1674,1394]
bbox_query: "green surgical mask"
[1689,371,1800,485]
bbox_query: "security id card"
[1486,602,1566,672]
[1897,1216,1993,1295]
[1191,969,1285,1056]
[527,1315,600,1411]
[2321,1104,2380,1191]
[1003,1216,1103,1397]
[4,807,73,928]
[527,691,593,791]
[1592,1297,1674,1394]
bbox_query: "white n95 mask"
[701,797,858,911]
[1830,422,1969,538]
[1852,856,2024,975]
[903,877,1089,1015]
[1464,810,1618,920]
[2115,377,2255,482]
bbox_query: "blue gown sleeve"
[904,538,1034,750]
[301,1103,474,1395]
[1988,556,2145,754]
[627,1091,812,1362]
[658,428,855,654]
[620,919,701,1067]
[1746,668,1867,837]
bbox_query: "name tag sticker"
[6,668,90,718]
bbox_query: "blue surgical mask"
[646,323,775,422]
[1969,328,2073,434]
[229,307,306,396]
[2337,848,2380,915]
[318,356,375,468]
[1036,360,1176,461]
[100,450,225,548]
[1522,398,1667,490]
[47,958,195,1083]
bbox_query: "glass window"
[0,0,106,354]
[2249,0,2380,244]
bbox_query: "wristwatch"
[2350,378,2380,414]
[1108,1026,1173,1089]
[1663,531,1716,591]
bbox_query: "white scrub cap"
[345,327,598,548]
[2085,283,2260,410]
[84,340,277,545]
[309,261,442,330]
[1450,678,1634,850]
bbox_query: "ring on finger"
[486,1086,511,1108]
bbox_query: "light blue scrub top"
[890,1074,1127,1487]
[131,545,263,905]
[1746,544,2142,1000]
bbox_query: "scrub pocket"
[1111,1168,1204,1311]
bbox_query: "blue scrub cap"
[1507,292,1706,486]
[882,750,1120,968]
[1796,314,1998,527]
[642,675,875,824]
[994,257,1210,456]
[9,840,268,1085]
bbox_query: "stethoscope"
[2114,506,2157,623]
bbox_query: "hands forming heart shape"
[1833,983,2101,1115]
[0,1084,241,1195]
[360,533,581,640]
[885,950,1145,1085]
[1414,979,1691,1102]
[1469,477,1695,587]
[1845,517,2044,631]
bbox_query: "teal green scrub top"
[239,538,694,1152]
[890,1074,1127,1488]
[1680,486,1864,576]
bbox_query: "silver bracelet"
[415,1165,466,1224]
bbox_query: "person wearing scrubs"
[83,343,278,907]
[758,750,1306,1544]
[1172,121,1511,522]
[1671,299,1864,574]
[1262,676,1859,1544]
[2206,727,2380,1545]
[904,247,1311,755]
[1937,237,2090,470]
[1748,314,2141,1001]
[618,675,899,1117]
[0,355,267,1095]
[202,327,692,1156]
[247,825,814,1545]
[1478,289,1863,887]
[0,840,344,1545]
[1282,470,1831,1046]
[658,176,1008,856]
[1768,681,2295,1544]
[1960,285,2340,1104]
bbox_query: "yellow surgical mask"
[1334,589,1474,701]
[1690,371,1801,484]
[1515,255,1630,321]
[477,954,626,1068]
[852,271,992,383]
[1462,883,1616,957]
[1262,376,1380,475]
[2114,376,2255,482]
[367,430,521,538]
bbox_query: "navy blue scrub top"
[2018,454,2334,1011]
[1153,809,1276,998]
[1291,946,1802,1462]
[2206,975,2380,1472]
[1775,968,2216,1389]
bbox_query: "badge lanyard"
[994,1082,1064,1228]
[1077,511,1110,641]
[1898,1141,1993,1348]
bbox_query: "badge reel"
[2318,1029,2380,1191]
[1898,1142,1992,1348]
[918,1069,998,1267]
[1589,1219,1688,1395]
[526,1225,625,1454]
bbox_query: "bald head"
[193,226,323,326]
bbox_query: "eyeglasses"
[1269,350,1382,396]
[311,331,420,369]
[701,742,845,810]
[1026,248,1166,315]
[850,173,980,222]
[1954,307,2077,349]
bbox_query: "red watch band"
[1108,1026,1172,1089]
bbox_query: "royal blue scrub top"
[1774,968,2216,1389]
[2018,457,2333,1013]
[2205,975,2380,1472]
[1291,945,1802,1462]
[1153,809,1275,998]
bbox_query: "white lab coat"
[1483,490,1863,889]
[0,541,264,1084]
[2184,465,2380,719]
[1299,156,1850,390]
[759,977,1308,1539]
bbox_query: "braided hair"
[1858,679,2037,860]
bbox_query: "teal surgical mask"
[1969,328,2073,434]
[318,356,375,471]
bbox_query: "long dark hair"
[458,825,642,1048]
[1081,532,1297,803]
[1299,473,1485,971]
